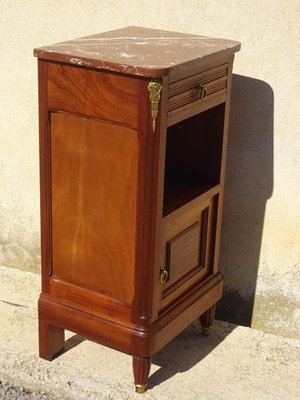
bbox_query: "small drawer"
[167,63,228,124]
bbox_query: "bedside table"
[34,26,240,393]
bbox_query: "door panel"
[50,112,138,303]
[160,192,219,310]
[166,221,201,283]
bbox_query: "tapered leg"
[39,320,65,360]
[200,304,216,336]
[132,356,151,394]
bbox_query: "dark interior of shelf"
[163,103,225,216]
[163,181,218,216]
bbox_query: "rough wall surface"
[0,1,299,338]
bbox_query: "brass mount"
[147,80,163,133]
[135,384,147,394]
[198,84,207,100]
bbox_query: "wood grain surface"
[51,112,138,303]
[48,62,139,128]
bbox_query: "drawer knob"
[160,267,169,284]
[198,84,207,99]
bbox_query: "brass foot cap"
[202,325,213,336]
[135,384,147,394]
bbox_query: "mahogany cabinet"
[34,26,240,393]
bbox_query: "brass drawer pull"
[198,84,207,99]
[160,267,169,284]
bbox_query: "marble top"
[34,26,240,78]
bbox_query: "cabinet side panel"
[38,59,51,293]
[51,112,138,303]
[48,63,139,129]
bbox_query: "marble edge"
[33,42,241,78]
[169,43,241,76]
[33,48,169,77]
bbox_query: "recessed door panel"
[51,112,138,303]
[160,192,219,310]
[166,222,201,282]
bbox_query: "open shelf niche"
[163,103,226,216]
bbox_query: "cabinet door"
[50,112,138,303]
[159,190,219,311]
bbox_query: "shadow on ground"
[63,334,86,353]
[62,320,236,389]
[150,320,236,388]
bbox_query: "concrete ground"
[0,382,56,399]
[0,265,299,400]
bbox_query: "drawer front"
[167,63,228,124]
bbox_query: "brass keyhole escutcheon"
[198,84,207,100]
[160,267,169,284]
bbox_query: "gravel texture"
[0,382,56,400]
[0,265,300,400]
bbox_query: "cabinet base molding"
[38,274,223,358]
